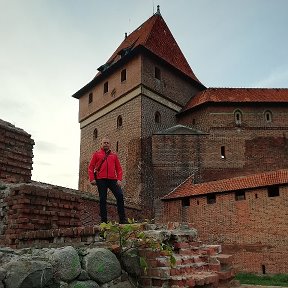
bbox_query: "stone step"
[140,271,220,287]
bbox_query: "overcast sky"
[1,0,287,189]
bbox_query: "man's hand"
[90,180,96,185]
[117,180,122,187]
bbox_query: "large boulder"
[121,248,141,277]
[82,248,121,284]
[69,280,99,288]
[48,246,81,282]
[3,259,53,288]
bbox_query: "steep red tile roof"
[163,169,288,200]
[96,12,202,85]
[181,88,288,113]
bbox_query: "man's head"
[101,137,111,152]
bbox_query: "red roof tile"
[181,88,288,113]
[96,12,202,84]
[163,169,288,200]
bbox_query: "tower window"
[207,194,216,204]
[88,92,93,104]
[104,81,108,94]
[155,111,161,123]
[155,67,161,80]
[221,146,226,159]
[116,141,119,152]
[234,110,242,125]
[121,69,126,82]
[264,110,272,123]
[117,115,123,128]
[235,190,245,201]
[268,186,279,197]
[93,128,98,139]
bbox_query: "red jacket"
[88,148,123,182]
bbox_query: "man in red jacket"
[88,137,127,224]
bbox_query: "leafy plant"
[99,219,176,273]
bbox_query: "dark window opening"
[197,200,199,205]
[88,92,93,104]
[264,110,272,123]
[121,69,126,82]
[234,110,242,125]
[221,146,226,159]
[255,193,258,199]
[235,190,246,201]
[207,193,216,204]
[155,111,161,123]
[116,141,119,152]
[262,264,266,274]
[93,128,98,139]
[117,116,123,128]
[268,186,279,197]
[104,81,108,94]
[181,197,190,207]
[155,67,161,80]
[192,119,196,125]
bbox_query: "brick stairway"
[138,223,235,288]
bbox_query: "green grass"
[235,273,288,286]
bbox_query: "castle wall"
[0,182,142,248]
[0,120,34,183]
[162,185,288,274]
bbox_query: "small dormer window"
[104,82,108,94]
[155,67,161,80]
[121,69,126,82]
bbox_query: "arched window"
[155,111,161,123]
[264,110,272,123]
[93,128,98,139]
[117,115,123,128]
[234,110,242,125]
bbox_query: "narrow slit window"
[121,69,126,82]
[221,146,226,159]
[104,81,108,94]
[264,110,272,123]
[117,115,123,128]
[88,92,93,104]
[116,141,119,152]
[93,128,98,139]
[155,67,161,80]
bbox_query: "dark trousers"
[96,179,126,223]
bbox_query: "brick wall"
[0,119,34,183]
[0,182,142,248]
[78,55,142,122]
[162,185,288,274]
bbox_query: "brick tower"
[72,6,205,216]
